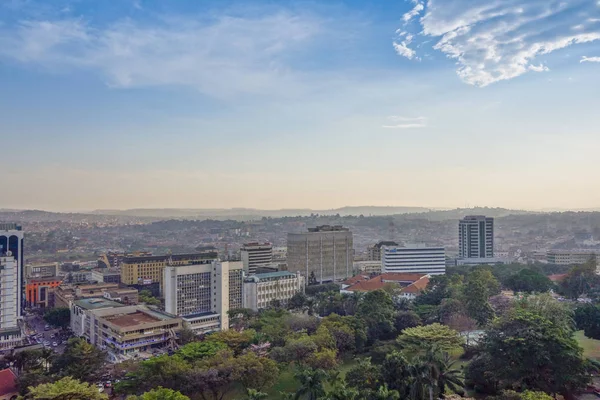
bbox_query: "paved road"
[24,313,68,354]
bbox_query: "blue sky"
[1,0,600,211]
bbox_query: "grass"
[575,330,600,360]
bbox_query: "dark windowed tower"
[0,223,24,317]
[458,216,494,259]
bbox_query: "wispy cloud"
[395,0,600,86]
[402,1,424,23]
[581,56,600,63]
[0,11,322,98]
[382,116,427,129]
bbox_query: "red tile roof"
[0,368,17,396]
[548,274,568,282]
[343,273,430,294]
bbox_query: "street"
[23,312,68,354]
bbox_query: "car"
[52,342,58,347]
[97,384,104,393]
[104,381,112,388]
[50,333,55,338]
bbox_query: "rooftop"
[0,368,17,396]
[255,271,297,280]
[182,311,220,320]
[342,273,429,294]
[74,297,124,310]
[104,310,160,328]
[123,252,217,264]
[0,223,22,231]
[307,225,349,232]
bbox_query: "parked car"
[52,342,58,347]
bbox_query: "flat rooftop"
[104,310,161,328]
[74,298,123,310]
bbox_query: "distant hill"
[90,206,439,219]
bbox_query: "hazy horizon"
[2,0,599,212]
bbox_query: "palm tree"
[409,358,433,400]
[246,388,268,400]
[39,347,55,373]
[435,353,464,398]
[294,367,328,400]
[372,384,401,400]
[323,382,359,400]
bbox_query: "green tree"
[560,257,600,299]
[306,348,338,371]
[25,377,108,400]
[371,384,401,400]
[50,338,107,382]
[176,341,227,362]
[346,357,382,393]
[516,293,574,334]
[245,389,268,400]
[506,269,553,294]
[126,388,190,400]
[139,290,161,306]
[293,367,328,400]
[322,382,359,400]
[381,351,411,398]
[236,352,279,391]
[434,352,465,398]
[482,309,589,397]
[282,334,318,364]
[206,329,255,356]
[575,304,600,339]
[177,325,197,345]
[356,290,396,343]
[118,354,190,394]
[288,293,308,312]
[43,308,70,330]
[397,323,464,355]
[520,391,554,400]
[394,311,421,333]
[184,350,240,400]
[464,279,495,325]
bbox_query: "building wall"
[240,243,273,275]
[459,216,494,259]
[547,251,597,265]
[0,225,24,319]
[382,246,446,275]
[243,273,305,311]
[26,263,58,279]
[26,279,62,308]
[0,257,19,330]
[287,228,353,283]
[163,263,213,316]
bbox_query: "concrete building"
[459,216,494,259]
[121,252,218,294]
[0,224,23,318]
[287,225,353,283]
[52,282,136,308]
[547,250,598,265]
[25,263,58,279]
[98,251,153,269]
[240,242,273,275]
[91,269,121,284]
[367,241,399,261]
[163,261,243,334]
[382,245,446,275]
[0,256,22,351]
[25,277,63,308]
[341,272,430,300]
[103,288,139,305]
[70,299,181,362]
[243,271,304,311]
[353,261,383,275]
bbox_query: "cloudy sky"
[1,0,599,211]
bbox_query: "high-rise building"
[243,271,305,311]
[121,251,218,294]
[0,255,22,350]
[458,216,494,259]
[367,241,399,261]
[163,261,243,334]
[240,242,273,275]
[287,225,353,283]
[0,224,24,318]
[381,245,446,275]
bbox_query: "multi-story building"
[98,251,153,269]
[240,242,273,275]
[547,250,598,265]
[0,224,24,318]
[458,216,494,259]
[121,252,218,294]
[25,263,58,279]
[163,261,243,334]
[243,271,304,311]
[103,288,139,305]
[0,255,21,350]
[91,269,121,284]
[26,277,63,308]
[341,272,430,300]
[381,245,446,275]
[353,261,383,275]
[70,299,181,362]
[367,241,399,261]
[52,282,135,308]
[287,225,353,283]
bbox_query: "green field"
[576,330,600,360]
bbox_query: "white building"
[0,255,22,350]
[243,271,305,311]
[458,216,494,259]
[381,245,446,275]
[0,224,24,319]
[163,261,243,334]
[240,242,273,275]
[353,261,383,275]
[547,250,598,265]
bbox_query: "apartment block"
[287,225,353,283]
[367,241,398,261]
[382,245,446,275]
[25,263,58,279]
[458,216,494,259]
[243,271,304,311]
[240,242,273,275]
[0,256,21,349]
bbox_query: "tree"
[177,325,197,345]
[371,384,401,400]
[118,354,190,394]
[346,357,382,392]
[506,269,553,294]
[356,290,396,343]
[520,391,554,400]
[434,352,465,398]
[560,257,600,299]
[306,348,338,370]
[394,311,421,333]
[43,308,70,330]
[126,388,190,400]
[139,290,161,306]
[397,324,464,355]
[322,382,359,400]
[516,293,574,334]
[26,377,108,400]
[185,350,240,400]
[575,304,600,340]
[176,341,227,362]
[236,352,279,391]
[481,309,589,397]
[245,389,268,400]
[293,367,328,400]
[281,334,318,364]
[381,351,411,397]
[288,293,308,312]
[464,279,495,326]
[51,338,107,382]
[17,372,55,396]
[206,329,255,356]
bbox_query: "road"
[23,312,68,354]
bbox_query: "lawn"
[575,330,600,360]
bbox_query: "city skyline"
[1,0,600,211]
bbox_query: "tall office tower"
[0,224,24,318]
[0,255,22,350]
[367,241,399,261]
[287,225,353,284]
[381,245,446,275]
[163,260,243,333]
[240,242,273,275]
[458,216,494,259]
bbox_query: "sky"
[1,0,600,212]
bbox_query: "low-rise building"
[25,262,58,279]
[0,368,18,400]
[53,282,136,308]
[241,242,273,275]
[25,277,63,308]
[547,250,598,265]
[353,261,382,275]
[103,288,139,305]
[91,269,121,284]
[341,272,430,300]
[367,241,399,261]
[382,245,446,275]
[243,271,305,311]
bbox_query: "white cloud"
[581,56,600,62]
[393,41,417,59]
[396,0,600,86]
[402,1,424,23]
[382,115,427,128]
[0,12,322,98]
